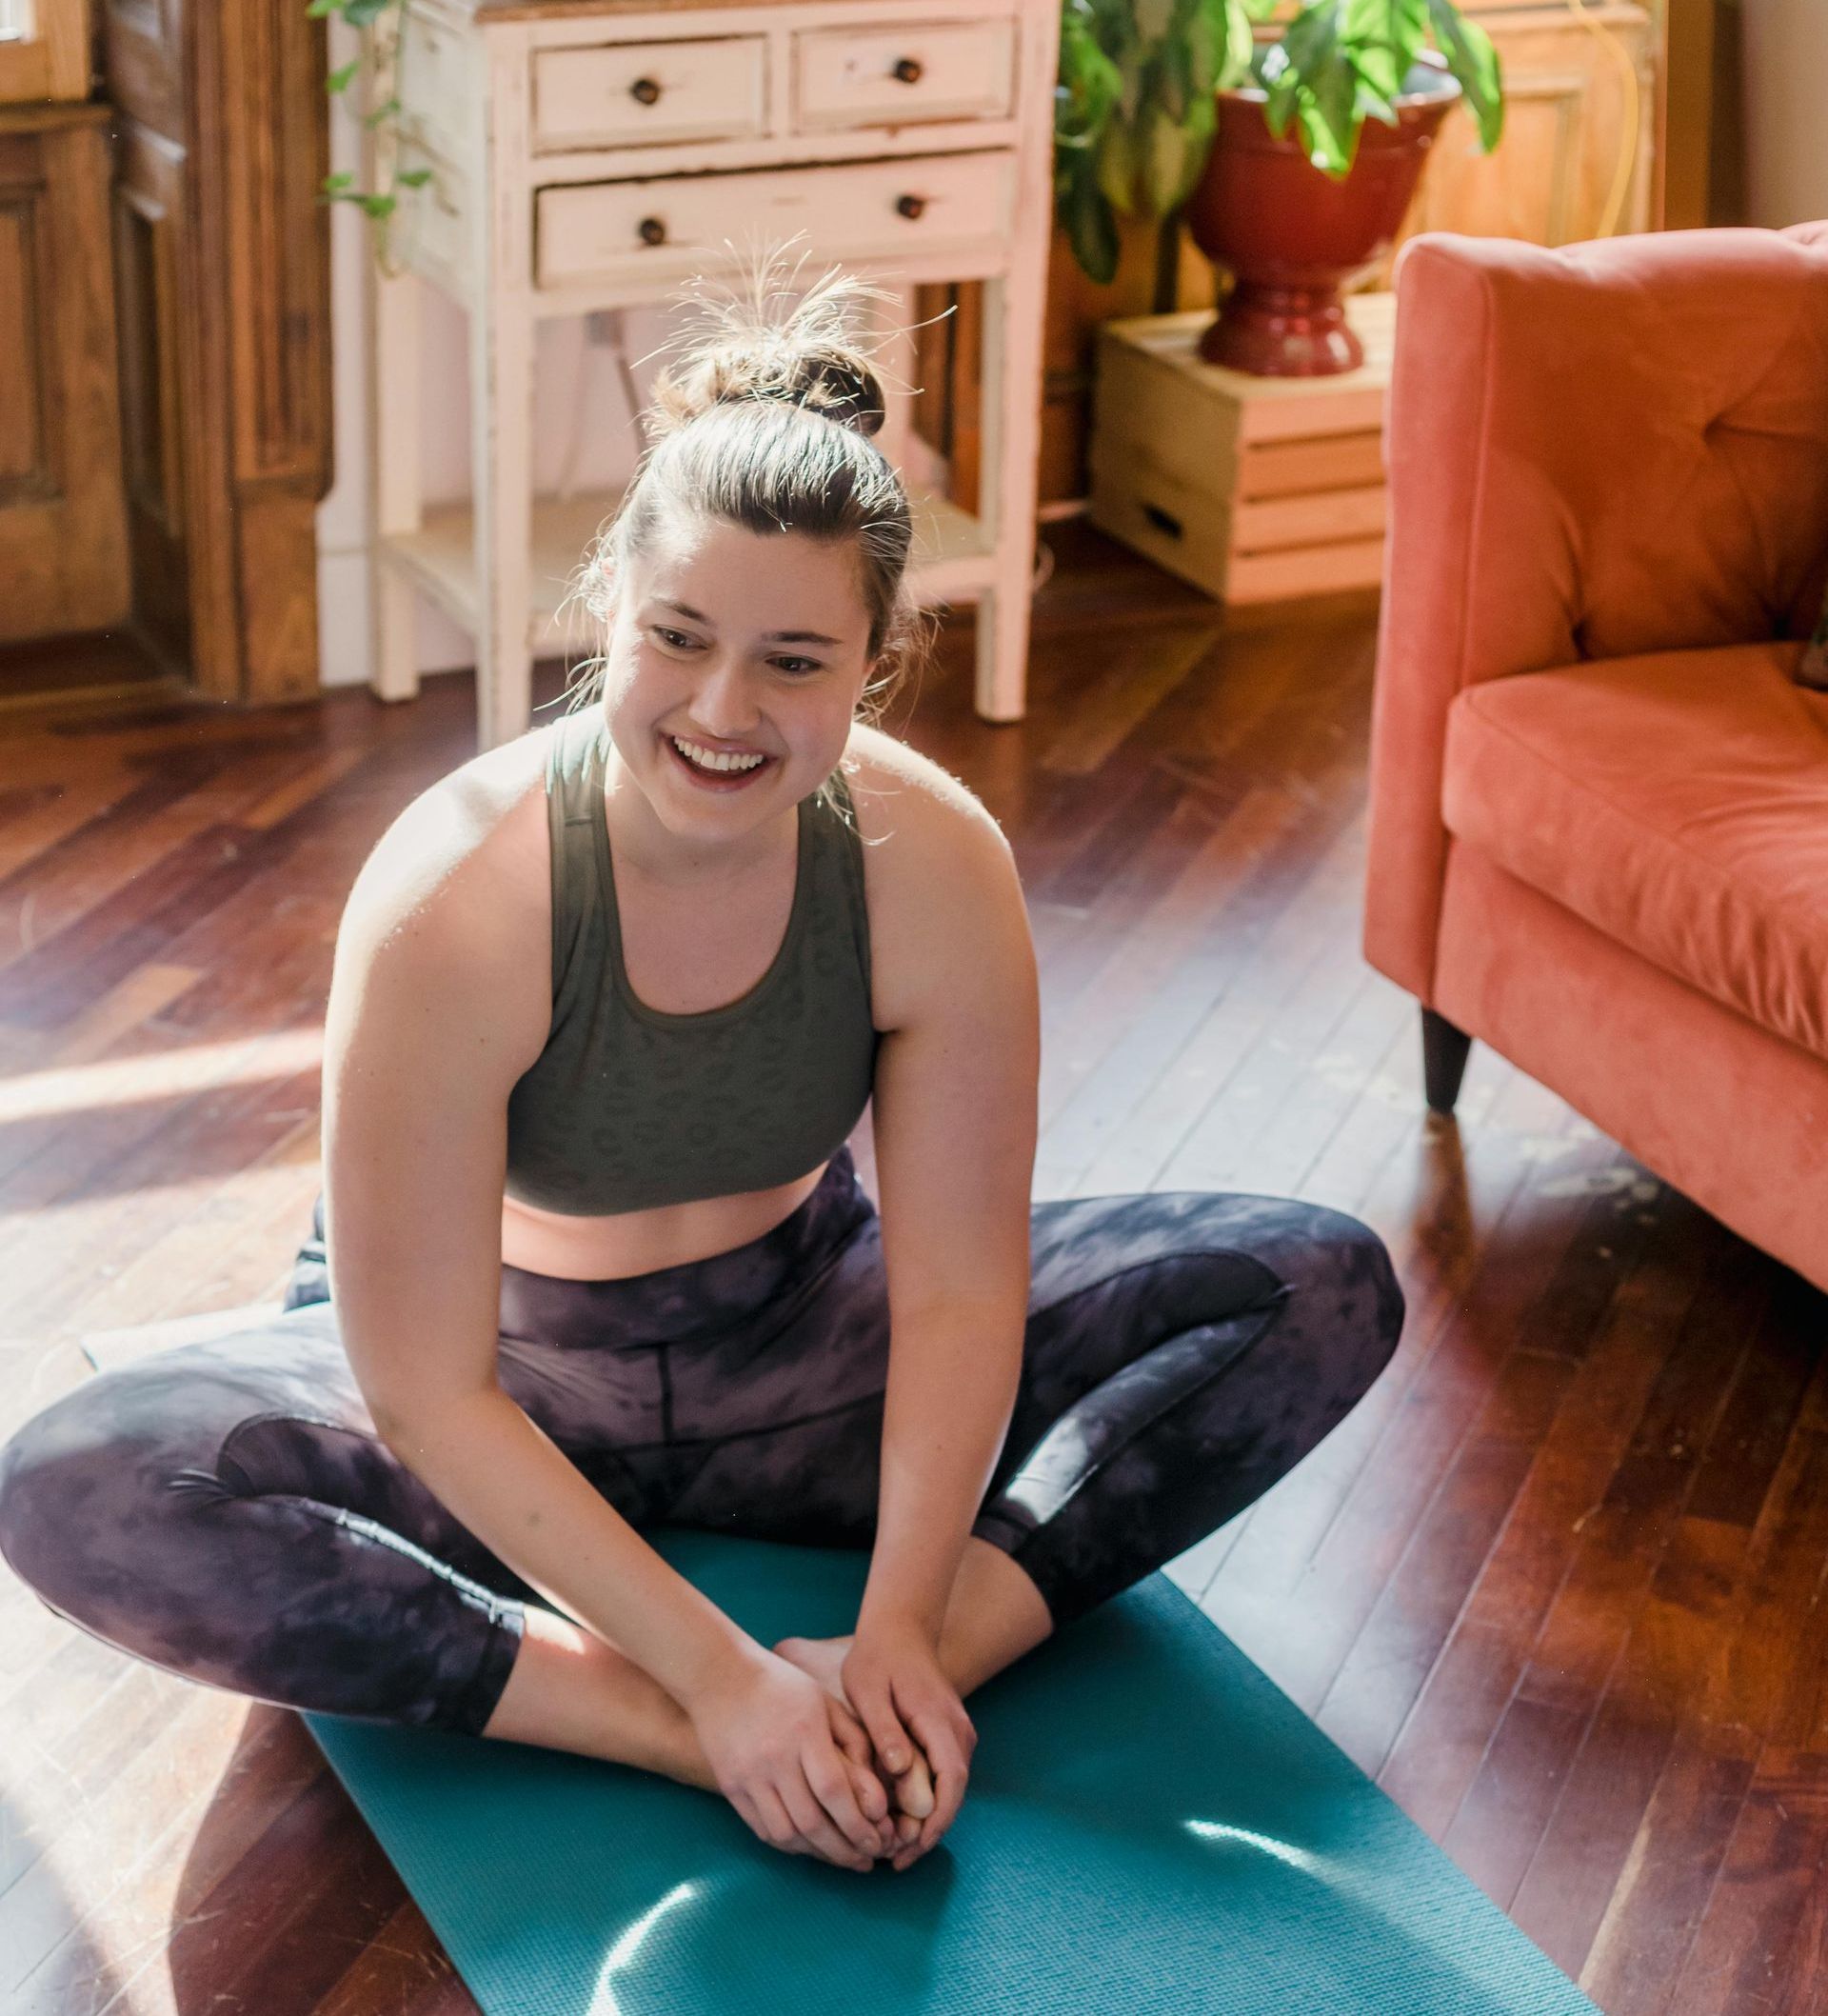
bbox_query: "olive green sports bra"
[504,709,881,1217]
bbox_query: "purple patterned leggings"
[0,1147,1403,1737]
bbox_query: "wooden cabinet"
[0,102,130,642]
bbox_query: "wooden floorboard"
[1,522,1822,2013]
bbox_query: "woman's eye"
[649,627,816,674]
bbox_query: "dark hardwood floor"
[2,521,1823,2015]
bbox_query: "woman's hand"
[841,1617,977,1866]
[685,1646,897,1873]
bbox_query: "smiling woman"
[0,243,1406,1897]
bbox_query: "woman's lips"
[663,730,775,791]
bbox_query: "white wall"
[1739,0,1828,229]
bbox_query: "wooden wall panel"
[220,0,334,704]
[1396,3,1657,250]
[0,0,94,103]
[0,185,49,488]
[0,103,131,642]
[113,125,189,669]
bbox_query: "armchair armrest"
[1362,222,1828,1003]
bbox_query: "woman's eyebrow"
[649,597,844,647]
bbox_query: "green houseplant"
[1056,0,1504,303]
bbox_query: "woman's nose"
[694,659,762,733]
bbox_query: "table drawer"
[531,36,766,153]
[534,150,1015,290]
[791,19,1016,131]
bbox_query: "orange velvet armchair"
[1363,222,1828,1292]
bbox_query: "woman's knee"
[5,1381,148,1623]
[0,1356,268,1655]
[1258,1198,1405,1386]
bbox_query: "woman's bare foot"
[773,1633,933,1861]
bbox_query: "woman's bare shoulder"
[346,729,553,919]
[335,728,556,1059]
[840,724,1024,1033]
[842,722,1005,854]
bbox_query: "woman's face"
[597,509,876,856]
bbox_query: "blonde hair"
[558,242,938,826]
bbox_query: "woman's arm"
[857,795,1042,1642]
[321,808,757,1709]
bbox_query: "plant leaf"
[1315,52,1361,161]
[1084,0,1136,55]
[1060,161,1121,284]
[395,166,433,188]
[1142,104,1194,213]
[322,170,355,192]
[1158,23,1193,118]
[1219,0,1258,88]
[1281,0,1343,82]
[1095,118,1137,212]
[1183,0,1218,93]
[1297,94,1354,176]
[327,57,361,93]
[1355,76,1401,126]
[1340,0,1427,99]
[1056,10,1123,144]
[1425,0,1503,150]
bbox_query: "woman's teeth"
[671,735,766,773]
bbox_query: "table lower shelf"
[379,485,996,657]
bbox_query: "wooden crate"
[1086,290,1395,604]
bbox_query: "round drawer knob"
[629,76,662,105]
[892,56,924,85]
[895,193,926,221]
[638,215,667,246]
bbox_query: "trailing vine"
[309,0,433,272]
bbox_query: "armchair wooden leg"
[1421,1007,1473,1115]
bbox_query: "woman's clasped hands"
[684,1617,975,1875]
[834,1617,976,1868]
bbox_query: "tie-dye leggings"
[0,1146,1403,1738]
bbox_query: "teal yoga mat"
[304,1529,1600,2016]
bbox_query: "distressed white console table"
[367,0,1060,750]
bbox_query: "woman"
[0,257,1405,1880]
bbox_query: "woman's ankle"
[481,1604,717,1790]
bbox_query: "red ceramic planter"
[1184,56,1462,375]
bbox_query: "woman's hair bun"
[646,243,898,441]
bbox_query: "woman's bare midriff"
[498,1164,831,1282]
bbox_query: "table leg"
[369,258,421,704]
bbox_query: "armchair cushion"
[1441,641,1828,1061]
